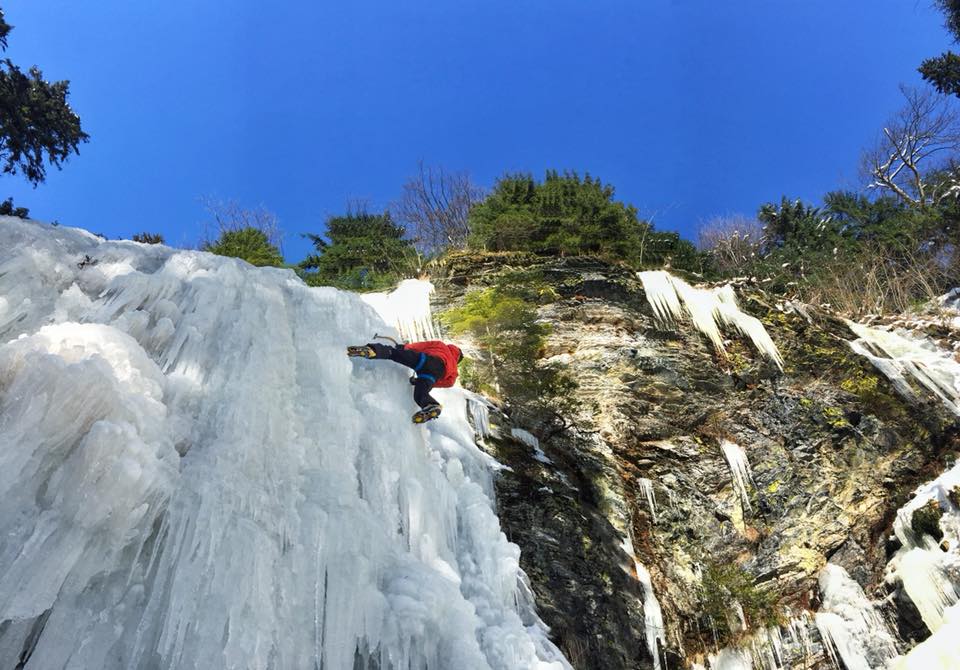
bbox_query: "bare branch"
[863,86,960,207]
[199,196,284,254]
[392,162,485,255]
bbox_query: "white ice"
[814,564,898,670]
[707,647,753,670]
[719,439,755,511]
[360,278,438,344]
[639,477,657,523]
[0,218,570,670]
[620,534,666,670]
[884,458,960,635]
[891,601,960,670]
[637,271,783,370]
[846,321,960,416]
[510,428,552,464]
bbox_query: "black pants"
[369,344,445,409]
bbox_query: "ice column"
[719,440,755,511]
[815,564,898,670]
[639,478,658,522]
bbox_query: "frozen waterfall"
[0,218,570,670]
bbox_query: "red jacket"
[405,340,462,387]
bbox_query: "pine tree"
[920,1,960,97]
[298,211,418,290]
[204,228,284,267]
[0,9,88,186]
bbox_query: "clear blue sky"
[1,1,949,262]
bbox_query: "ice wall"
[0,218,569,670]
[845,315,960,670]
[360,278,438,343]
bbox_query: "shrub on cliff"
[700,192,959,315]
[467,171,702,271]
[441,284,576,422]
[700,562,779,643]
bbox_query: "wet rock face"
[432,254,960,669]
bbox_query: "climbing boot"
[412,404,442,424]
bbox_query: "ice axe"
[373,333,404,346]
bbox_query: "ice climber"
[347,340,463,423]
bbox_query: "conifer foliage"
[467,171,700,270]
[204,228,284,267]
[921,1,960,97]
[0,9,88,186]
[298,211,419,290]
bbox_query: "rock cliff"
[432,253,960,669]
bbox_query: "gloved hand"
[367,343,394,359]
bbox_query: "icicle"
[466,392,494,440]
[635,563,666,670]
[638,270,685,324]
[885,457,960,637]
[719,440,755,511]
[815,564,898,670]
[895,548,958,633]
[620,534,666,670]
[637,271,783,370]
[847,321,960,416]
[707,647,753,670]
[511,428,551,464]
[511,428,539,449]
[638,478,657,522]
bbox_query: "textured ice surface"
[637,271,783,370]
[0,218,569,670]
[707,647,753,670]
[360,279,438,343]
[815,564,897,670]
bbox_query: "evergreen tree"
[203,227,284,267]
[920,1,960,97]
[132,232,165,244]
[468,170,697,267]
[0,9,88,185]
[298,211,418,290]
